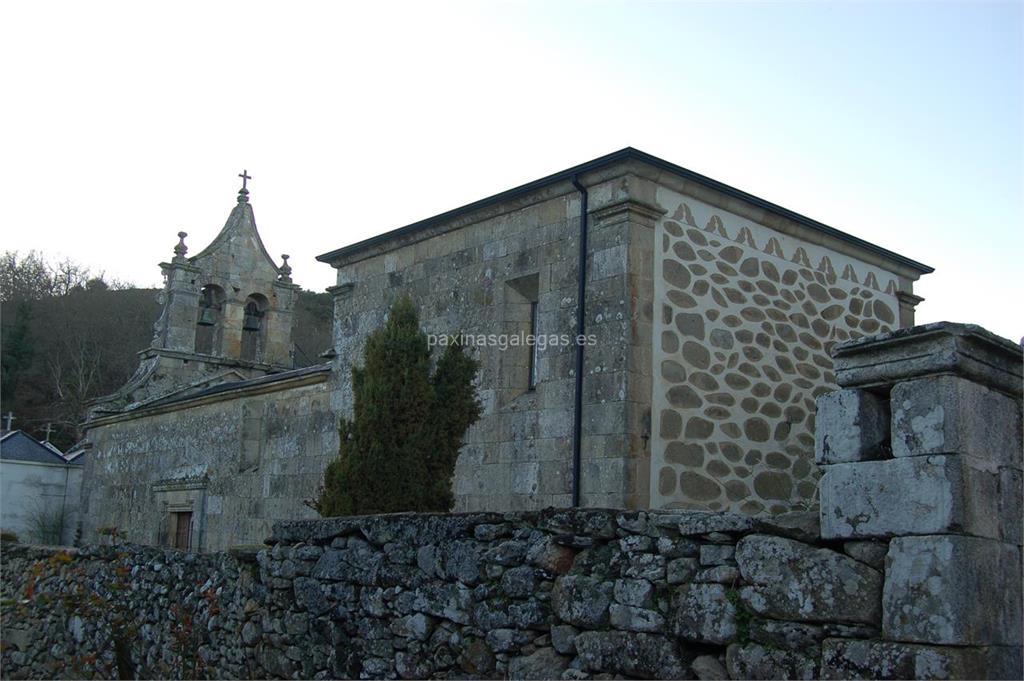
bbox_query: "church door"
[172,511,192,550]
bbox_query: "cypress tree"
[424,340,482,511]
[314,297,480,515]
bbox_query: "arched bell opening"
[241,293,269,362]
[195,284,226,355]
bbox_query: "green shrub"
[24,500,64,545]
[0,529,19,543]
[314,297,480,516]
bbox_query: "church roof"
[0,431,75,465]
[189,185,282,273]
[316,147,933,275]
[64,445,88,464]
[140,363,332,410]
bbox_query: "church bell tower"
[94,172,300,409]
[153,170,298,369]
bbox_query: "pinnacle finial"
[279,254,293,283]
[173,231,188,261]
[238,169,251,203]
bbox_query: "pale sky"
[2,1,1021,340]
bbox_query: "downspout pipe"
[570,175,588,507]
[60,463,70,545]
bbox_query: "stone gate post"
[815,322,1023,679]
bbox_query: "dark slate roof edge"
[0,431,70,465]
[141,363,331,410]
[316,147,933,275]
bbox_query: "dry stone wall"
[1,505,1018,679]
[3,322,1020,681]
[1,508,880,681]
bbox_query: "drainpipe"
[570,175,588,507]
[60,463,70,545]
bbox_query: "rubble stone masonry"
[2,322,1020,680]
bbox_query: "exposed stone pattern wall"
[81,378,335,552]
[651,191,901,514]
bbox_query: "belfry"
[92,173,299,410]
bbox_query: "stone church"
[79,149,932,551]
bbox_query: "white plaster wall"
[0,460,81,544]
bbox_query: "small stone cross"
[2,412,13,431]
[239,170,251,190]
[43,422,54,442]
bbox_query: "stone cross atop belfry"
[238,169,251,203]
[3,412,13,431]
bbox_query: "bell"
[197,307,218,326]
[243,313,262,331]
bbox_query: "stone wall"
[650,188,904,514]
[2,505,1017,680]
[325,160,927,517]
[326,168,657,512]
[80,370,335,552]
[159,191,296,367]
[814,322,1023,675]
[0,509,867,680]
[4,322,1019,680]
[81,154,930,547]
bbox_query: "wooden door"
[173,511,192,550]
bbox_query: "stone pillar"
[265,280,299,367]
[158,260,201,353]
[815,322,1022,679]
[895,290,925,328]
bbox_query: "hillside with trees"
[1,251,332,450]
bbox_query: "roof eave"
[316,147,933,276]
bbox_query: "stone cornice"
[639,168,928,282]
[159,261,202,273]
[137,347,286,373]
[84,367,330,428]
[590,197,667,228]
[327,283,355,298]
[272,280,302,292]
[895,291,925,306]
[832,322,1023,398]
[151,476,208,493]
